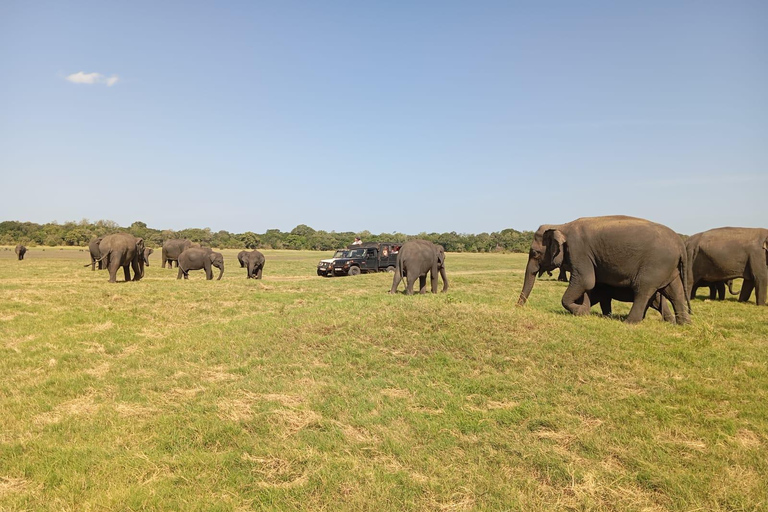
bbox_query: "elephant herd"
[11,217,766,325]
[517,216,768,324]
[82,234,265,282]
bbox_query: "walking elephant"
[162,239,199,268]
[96,233,145,283]
[242,250,265,279]
[517,216,690,324]
[15,244,27,260]
[238,250,248,268]
[389,240,448,295]
[690,279,738,301]
[686,227,768,306]
[177,248,224,280]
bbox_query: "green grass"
[1,246,767,511]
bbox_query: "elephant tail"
[679,256,691,315]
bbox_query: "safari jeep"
[317,242,401,277]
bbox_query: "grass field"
[1,246,766,511]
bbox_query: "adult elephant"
[242,250,265,279]
[517,216,690,324]
[15,244,27,260]
[686,227,768,306]
[85,237,104,270]
[177,248,224,280]
[96,232,145,283]
[162,239,199,268]
[690,279,738,301]
[389,240,448,295]
[237,250,248,268]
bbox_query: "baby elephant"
[389,240,448,295]
[584,284,674,323]
[15,244,27,260]
[242,249,265,279]
[177,248,224,280]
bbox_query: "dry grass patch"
[33,394,100,426]
[241,454,309,488]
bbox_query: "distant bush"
[0,219,536,253]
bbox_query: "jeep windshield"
[346,249,366,258]
[333,250,348,258]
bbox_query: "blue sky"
[1,1,766,235]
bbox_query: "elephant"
[690,279,738,301]
[585,284,674,323]
[238,250,248,268]
[389,240,448,295]
[15,244,27,260]
[162,239,200,268]
[177,248,224,280]
[143,247,154,266]
[242,250,265,279]
[686,227,768,306]
[95,232,145,283]
[517,216,691,324]
[84,237,104,270]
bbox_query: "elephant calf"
[586,285,674,323]
[177,248,224,280]
[242,250,265,279]
[15,244,27,260]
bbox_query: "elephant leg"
[557,269,568,282]
[754,273,767,306]
[561,282,591,316]
[131,259,142,281]
[389,271,403,294]
[599,295,612,316]
[123,264,131,282]
[716,282,725,300]
[257,267,263,279]
[739,280,754,302]
[708,285,717,300]
[206,263,213,280]
[625,288,656,324]
[405,272,418,295]
[177,268,183,280]
[108,266,118,283]
[654,294,675,323]
[659,278,690,325]
[418,275,427,294]
[430,264,439,293]
[439,266,448,293]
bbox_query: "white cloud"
[65,71,119,86]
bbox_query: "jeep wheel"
[348,266,361,276]
[386,266,396,273]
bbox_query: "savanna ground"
[0,246,766,511]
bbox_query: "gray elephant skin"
[518,216,691,324]
[143,247,154,266]
[690,279,738,301]
[96,232,145,283]
[237,250,248,268]
[242,250,265,279]
[389,240,448,295]
[586,284,674,323]
[162,239,200,268]
[85,237,104,270]
[15,244,27,260]
[177,248,224,280]
[686,227,768,306]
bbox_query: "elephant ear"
[544,229,566,267]
[763,238,768,265]
[209,253,217,263]
[436,246,445,266]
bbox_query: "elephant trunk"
[216,264,224,281]
[517,258,539,306]
[727,279,739,295]
[440,266,448,293]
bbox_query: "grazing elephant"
[143,247,154,266]
[518,216,691,324]
[389,240,448,295]
[96,233,145,283]
[686,227,768,306]
[242,250,265,279]
[690,279,738,301]
[15,244,27,260]
[177,248,224,280]
[586,284,674,323]
[162,239,200,268]
[238,250,248,268]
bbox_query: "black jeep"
[317,242,400,277]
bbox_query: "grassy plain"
[1,246,767,511]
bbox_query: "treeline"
[0,220,535,253]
